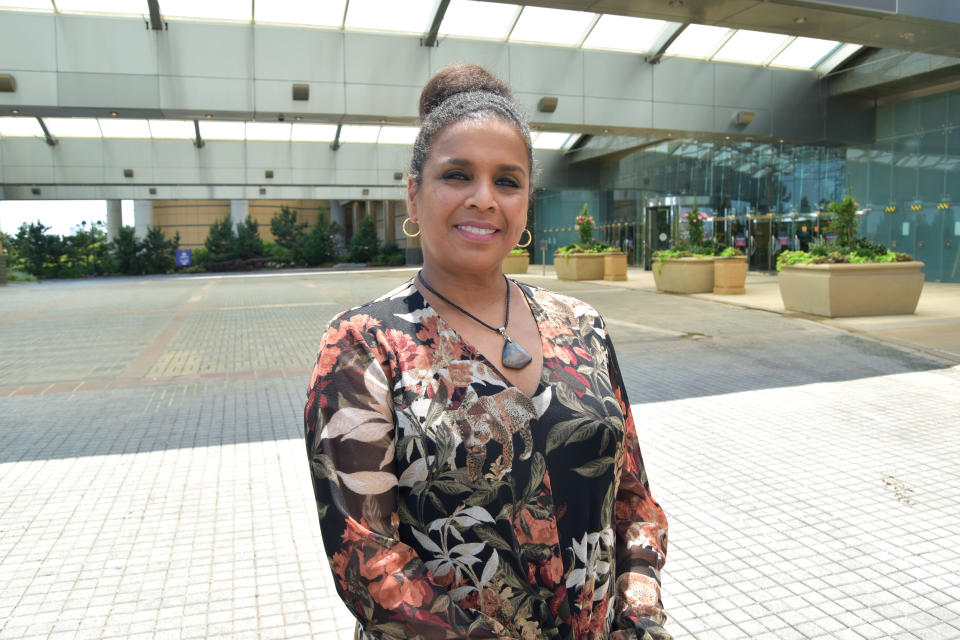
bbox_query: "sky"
[0,200,134,237]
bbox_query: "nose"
[464,178,496,211]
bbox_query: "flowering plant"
[684,207,709,247]
[574,203,594,247]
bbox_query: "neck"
[418,262,507,310]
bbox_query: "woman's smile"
[455,222,499,242]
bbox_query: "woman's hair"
[409,64,533,187]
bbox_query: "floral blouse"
[304,279,669,640]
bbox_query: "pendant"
[501,337,532,369]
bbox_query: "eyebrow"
[445,157,528,176]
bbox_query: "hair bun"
[419,64,514,120]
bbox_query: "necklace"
[417,272,532,369]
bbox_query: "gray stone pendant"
[501,337,532,369]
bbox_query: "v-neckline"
[412,278,550,401]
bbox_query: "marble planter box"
[603,252,628,281]
[653,257,717,293]
[554,253,604,281]
[778,261,925,317]
[502,253,529,274]
[713,256,748,294]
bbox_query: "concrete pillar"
[230,200,248,229]
[133,200,153,239]
[330,200,346,228]
[106,199,122,241]
[384,200,395,244]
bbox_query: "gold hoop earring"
[516,228,532,248]
[402,218,421,238]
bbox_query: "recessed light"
[110,111,119,116]
[901,32,915,39]
[725,136,731,140]
[794,16,807,24]
[602,128,609,133]
[779,139,785,143]
[295,116,302,121]
[11,108,19,114]
[204,113,213,118]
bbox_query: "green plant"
[6,269,37,282]
[139,226,179,274]
[575,203,594,247]
[110,226,142,275]
[270,206,307,262]
[204,216,236,261]
[652,248,697,274]
[684,207,708,247]
[808,236,829,257]
[191,247,211,269]
[303,207,343,266]
[233,216,264,260]
[345,216,379,263]
[370,242,405,267]
[827,195,859,250]
[719,246,744,258]
[509,247,528,256]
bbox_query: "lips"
[454,222,499,242]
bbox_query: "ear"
[406,175,419,221]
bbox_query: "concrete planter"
[713,256,748,294]
[603,252,628,281]
[0,254,6,286]
[502,253,529,274]
[778,261,925,317]
[554,253,604,281]
[653,257,717,293]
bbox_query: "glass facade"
[850,89,960,282]
[534,140,846,270]
[533,89,960,281]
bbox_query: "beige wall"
[152,199,331,248]
[152,200,230,249]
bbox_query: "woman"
[305,64,670,640]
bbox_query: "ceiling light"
[204,113,213,118]
[110,111,119,116]
[794,17,807,24]
[11,108,19,114]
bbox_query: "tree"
[270,206,307,262]
[110,226,141,275]
[205,216,235,261]
[234,216,264,260]
[139,226,179,274]
[68,220,109,275]
[303,207,343,266]
[345,215,379,263]
[14,221,60,277]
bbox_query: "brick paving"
[1,268,958,640]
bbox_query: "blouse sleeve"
[304,314,513,640]
[605,332,672,640]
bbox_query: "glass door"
[749,214,775,271]
[644,206,672,270]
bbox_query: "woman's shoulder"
[324,279,422,334]
[515,280,603,325]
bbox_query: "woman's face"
[407,117,530,280]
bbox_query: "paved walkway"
[1,269,958,640]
